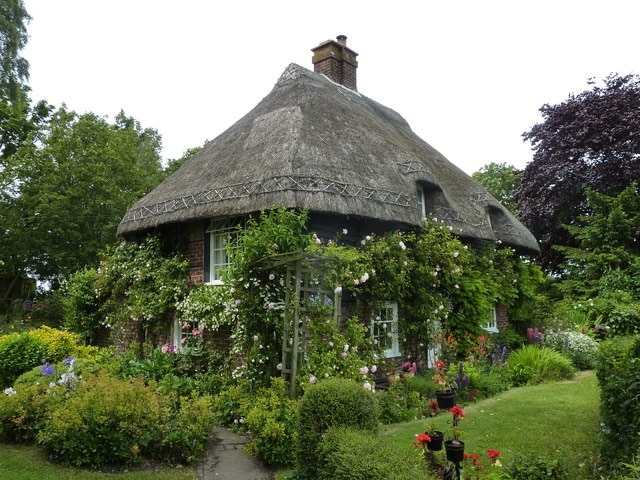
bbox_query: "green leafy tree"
[0,0,30,102]
[472,162,520,215]
[1,107,164,282]
[517,74,640,273]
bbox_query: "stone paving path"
[196,426,275,480]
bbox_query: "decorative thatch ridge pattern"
[117,63,539,254]
[121,175,411,223]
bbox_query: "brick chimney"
[311,35,359,91]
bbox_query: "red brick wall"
[496,303,511,331]
[181,221,205,285]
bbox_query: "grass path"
[381,371,600,478]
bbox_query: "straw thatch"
[117,63,539,254]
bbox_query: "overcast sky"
[21,1,640,175]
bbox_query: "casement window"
[173,318,202,350]
[371,302,401,357]
[417,187,427,219]
[483,306,499,333]
[205,218,242,285]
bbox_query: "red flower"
[487,449,501,460]
[450,405,465,418]
[414,433,432,449]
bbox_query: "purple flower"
[41,362,54,376]
[63,356,75,366]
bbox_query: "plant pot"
[435,390,456,409]
[426,431,444,451]
[444,440,465,463]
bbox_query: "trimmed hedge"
[296,378,378,477]
[317,426,431,480]
[596,335,640,468]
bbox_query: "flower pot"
[435,390,456,409]
[444,440,465,463]
[426,431,444,451]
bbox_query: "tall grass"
[507,345,576,385]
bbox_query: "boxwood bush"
[317,426,431,480]
[296,378,378,477]
[0,332,47,388]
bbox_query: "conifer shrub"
[296,378,378,477]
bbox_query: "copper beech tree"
[517,73,640,273]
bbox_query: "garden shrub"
[0,376,59,443]
[507,345,575,386]
[296,378,378,477]
[597,335,640,469]
[376,381,423,424]
[152,394,216,465]
[212,382,255,428]
[38,372,168,467]
[506,455,568,480]
[0,332,47,388]
[543,330,598,370]
[244,377,299,467]
[316,426,431,480]
[28,326,83,362]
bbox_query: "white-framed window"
[484,306,499,333]
[206,218,241,284]
[371,302,401,357]
[417,187,426,219]
[173,317,203,351]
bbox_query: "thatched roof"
[117,63,539,254]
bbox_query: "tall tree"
[0,0,30,101]
[0,107,165,282]
[516,74,640,273]
[472,162,520,215]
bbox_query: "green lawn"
[0,443,198,480]
[381,370,601,478]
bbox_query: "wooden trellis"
[272,257,341,397]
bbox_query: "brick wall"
[495,303,511,331]
[186,238,204,285]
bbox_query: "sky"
[21,0,640,175]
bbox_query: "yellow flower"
[493,459,502,467]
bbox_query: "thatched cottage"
[117,36,539,357]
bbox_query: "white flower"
[361,239,366,245]
[363,381,372,391]
[454,284,459,289]
[360,272,369,283]
[268,302,275,309]
[366,235,372,241]
[268,273,275,280]
[344,344,350,352]
[341,351,348,358]
[277,363,283,370]
[359,366,369,375]
[399,241,406,250]
[253,335,259,341]
[371,365,378,373]
[453,251,459,257]
[4,387,16,396]
[334,286,343,294]
[329,341,334,347]
[342,228,348,235]
[309,375,317,384]
[354,279,360,285]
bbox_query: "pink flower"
[192,328,202,335]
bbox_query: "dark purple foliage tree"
[516,74,640,273]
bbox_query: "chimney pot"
[337,35,347,46]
